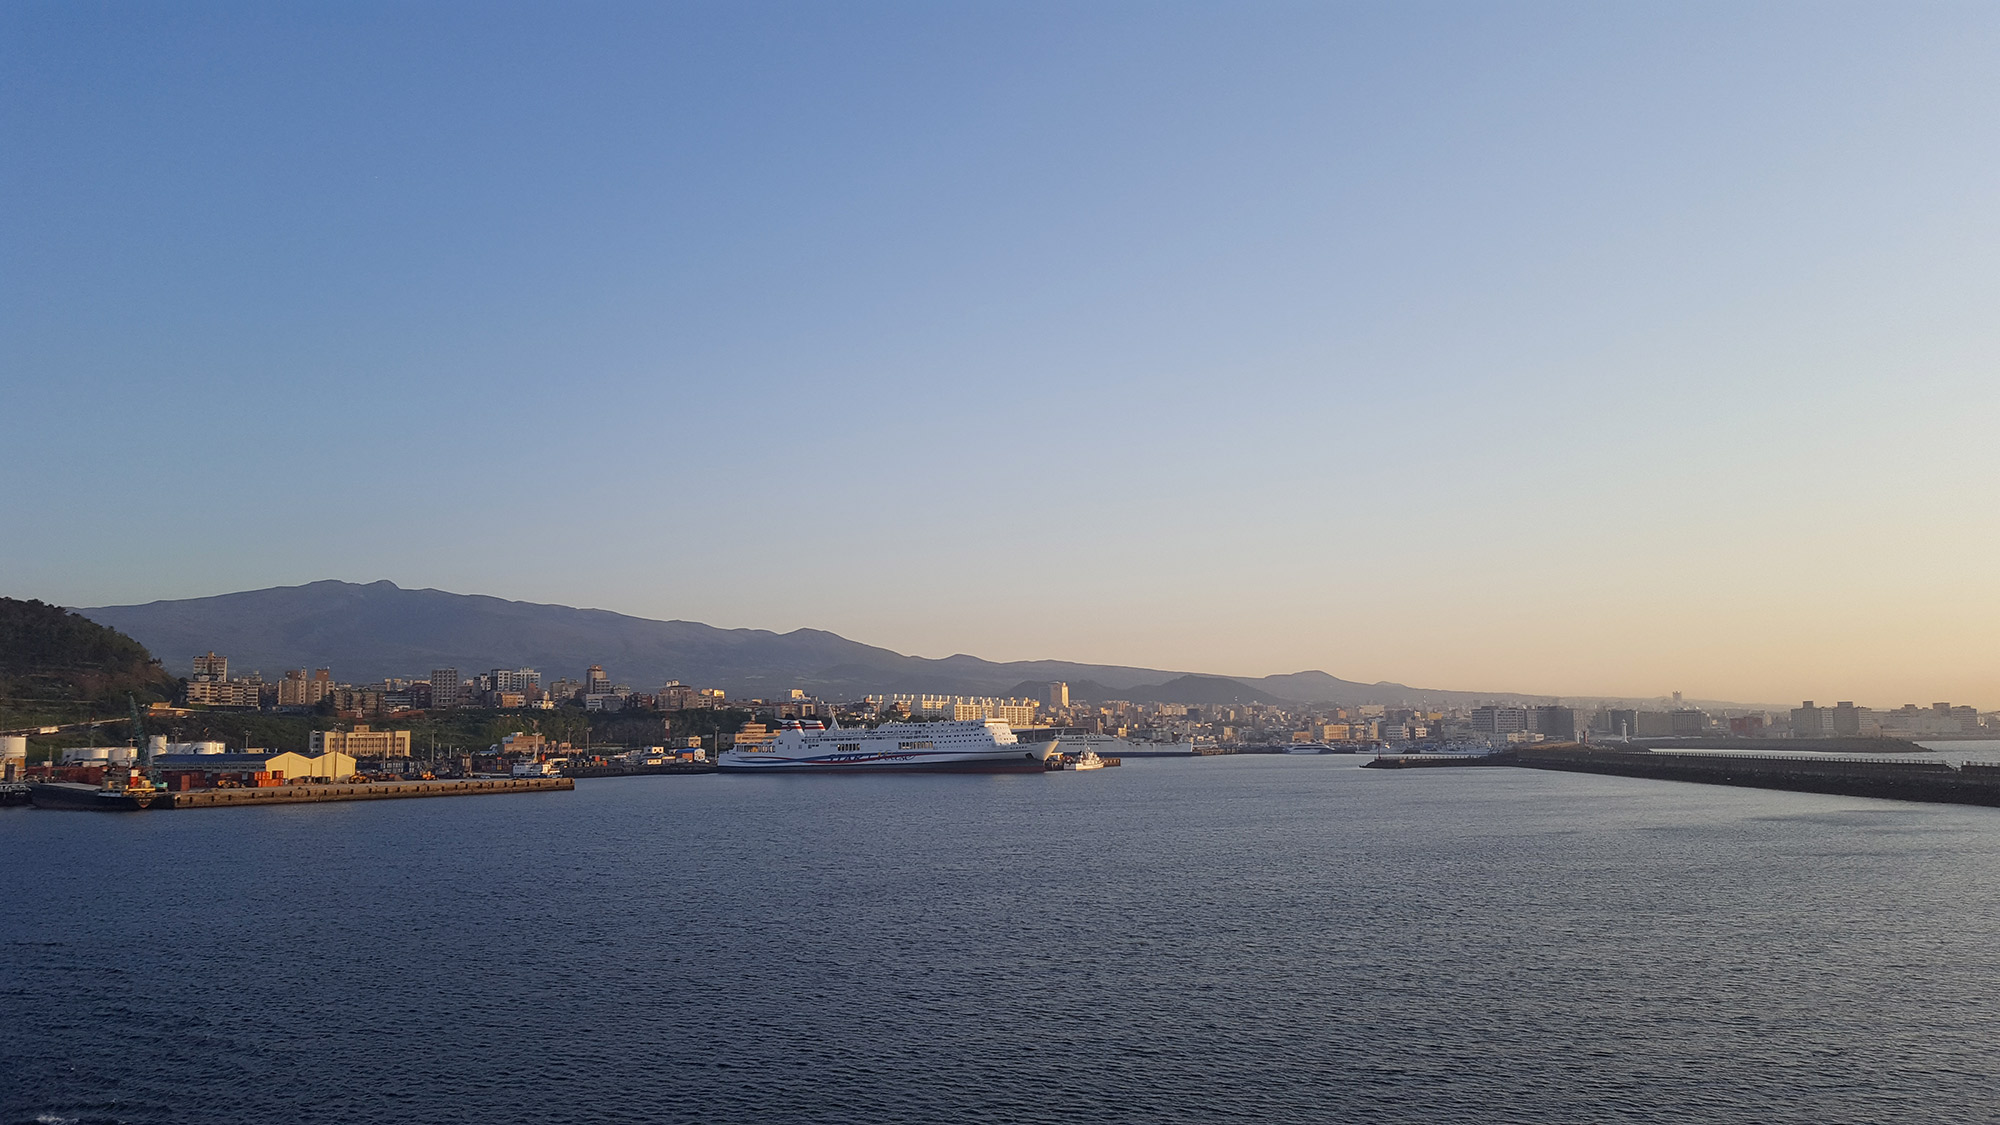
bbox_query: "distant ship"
[29,781,161,811]
[717,719,1050,773]
[1021,729,1195,758]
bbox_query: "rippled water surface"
[6,757,2000,1124]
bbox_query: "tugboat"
[1068,749,1107,771]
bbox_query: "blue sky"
[5,2,1998,704]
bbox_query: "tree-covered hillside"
[0,597,178,722]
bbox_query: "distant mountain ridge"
[75,580,1553,706]
[1001,675,1292,706]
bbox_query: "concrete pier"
[1501,747,2000,808]
[1362,754,1499,769]
[564,763,715,778]
[167,776,572,808]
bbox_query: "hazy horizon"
[6,4,1997,708]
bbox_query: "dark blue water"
[6,757,1999,1124]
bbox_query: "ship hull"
[1051,735,1194,758]
[717,750,1047,773]
[28,782,158,811]
[720,718,1049,774]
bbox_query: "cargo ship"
[1015,729,1195,758]
[29,780,162,811]
[717,718,1049,773]
[1077,734,1192,757]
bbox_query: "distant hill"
[1241,669,1552,707]
[1005,675,1292,705]
[1000,679,1122,704]
[0,597,177,707]
[78,581,1201,699]
[76,580,1552,706]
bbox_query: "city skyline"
[6,5,1998,707]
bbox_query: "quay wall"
[1625,736,1927,754]
[168,777,572,809]
[1361,755,1502,769]
[1504,749,2000,808]
[564,763,716,778]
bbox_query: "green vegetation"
[0,595,773,760]
[0,596,178,740]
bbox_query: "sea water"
[4,756,1997,1124]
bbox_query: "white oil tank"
[0,735,26,765]
[147,734,167,762]
[107,745,137,765]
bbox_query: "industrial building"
[153,749,356,784]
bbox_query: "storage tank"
[0,735,26,765]
[107,745,137,765]
[147,734,167,763]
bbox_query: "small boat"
[1069,749,1106,771]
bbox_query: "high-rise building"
[490,668,540,694]
[185,679,259,708]
[277,668,333,708]
[1530,705,1575,740]
[1792,701,1826,738]
[1605,708,1638,738]
[1471,706,1529,735]
[587,665,610,694]
[1635,711,1676,737]
[1047,682,1069,710]
[1832,701,1867,736]
[953,700,1040,727]
[192,652,228,681]
[328,689,385,718]
[430,668,461,709]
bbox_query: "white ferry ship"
[717,718,1050,773]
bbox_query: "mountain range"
[75,580,1557,706]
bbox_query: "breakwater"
[167,776,572,808]
[1361,754,1499,769]
[1504,747,2000,807]
[1627,736,1927,754]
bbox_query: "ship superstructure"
[1030,730,1195,758]
[717,718,1050,773]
